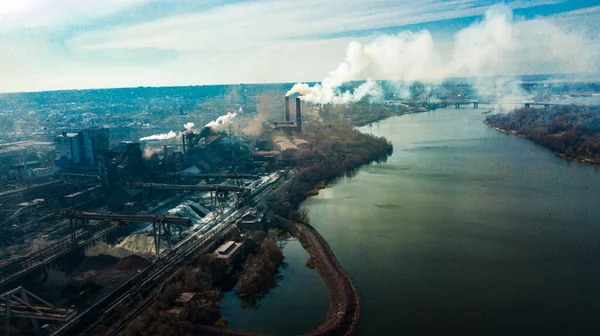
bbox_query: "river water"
[221,239,329,335]
[224,106,600,335]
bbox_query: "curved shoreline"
[290,219,361,336]
[192,216,361,336]
[483,120,600,167]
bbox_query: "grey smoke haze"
[244,93,280,136]
[287,5,599,104]
[142,147,162,159]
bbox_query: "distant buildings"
[0,140,53,163]
[55,127,110,167]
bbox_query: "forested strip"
[486,106,600,162]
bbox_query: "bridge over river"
[428,100,583,109]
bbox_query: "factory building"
[237,210,265,231]
[212,240,244,270]
[55,132,84,165]
[83,127,110,166]
[55,127,110,167]
[272,136,299,156]
[292,138,311,150]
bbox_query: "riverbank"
[194,215,360,336]
[483,120,600,167]
[267,120,393,218]
[205,117,393,335]
[280,216,361,336]
[325,100,436,127]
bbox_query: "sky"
[0,0,598,93]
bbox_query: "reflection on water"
[234,262,287,311]
[220,239,328,335]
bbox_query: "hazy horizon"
[1,73,598,96]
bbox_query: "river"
[220,239,329,335]
[224,106,600,335]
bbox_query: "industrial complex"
[0,94,312,336]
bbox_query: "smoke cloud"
[139,130,178,142]
[183,122,195,132]
[205,111,237,131]
[143,147,162,159]
[140,122,198,142]
[244,93,278,136]
[287,5,599,104]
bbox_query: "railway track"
[54,214,237,336]
[0,191,193,287]
[50,170,292,336]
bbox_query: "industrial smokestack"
[296,97,302,133]
[163,145,168,172]
[285,96,290,121]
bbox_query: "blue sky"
[0,0,598,93]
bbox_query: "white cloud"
[0,0,153,31]
[0,1,39,17]
[69,0,561,52]
[0,0,595,92]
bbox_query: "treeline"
[236,236,284,297]
[123,257,225,336]
[324,99,432,126]
[329,101,403,126]
[267,119,393,217]
[486,105,600,162]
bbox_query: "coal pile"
[81,254,121,270]
[115,255,151,270]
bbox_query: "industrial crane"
[123,182,250,212]
[55,210,192,256]
[0,286,77,336]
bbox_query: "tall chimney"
[285,96,290,121]
[163,145,169,172]
[296,97,302,133]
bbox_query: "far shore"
[483,120,600,167]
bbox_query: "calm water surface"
[226,106,600,335]
[221,239,328,335]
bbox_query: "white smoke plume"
[287,80,382,105]
[139,130,178,142]
[140,122,197,141]
[205,111,237,131]
[287,5,599,104]
[184,122,195,132]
